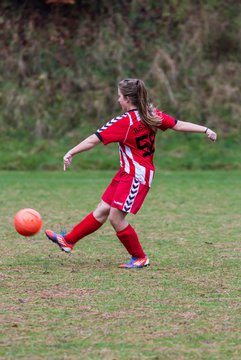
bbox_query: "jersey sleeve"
[95,113,130,145]
[154,109,177,131]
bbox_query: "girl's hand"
[206,129,217,142]
[63,152,73,171]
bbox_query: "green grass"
[1,170,241,359]
[1,133,241,171]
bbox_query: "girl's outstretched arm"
[172,120,217,142]
[63,134,101,171]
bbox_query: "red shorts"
[101,170,150,214]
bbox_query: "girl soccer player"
[46,79,217,268]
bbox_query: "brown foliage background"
[0,0,240,140]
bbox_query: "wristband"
[205,127,209,133]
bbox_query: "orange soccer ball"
[13,208,43,237]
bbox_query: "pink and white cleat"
[119,256,150,269]
[45,229,74,253]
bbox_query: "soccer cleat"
[119,256,150,269]
[45,229,74,253]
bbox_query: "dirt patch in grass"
[38,285,95,300]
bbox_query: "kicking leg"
[46,201,110,252]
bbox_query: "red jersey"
[95,109,176,187]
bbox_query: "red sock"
[116,224,145,258]
[65,212,102,244]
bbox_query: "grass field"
[1,170,241,360]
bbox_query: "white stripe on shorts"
[123,178,140,213]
